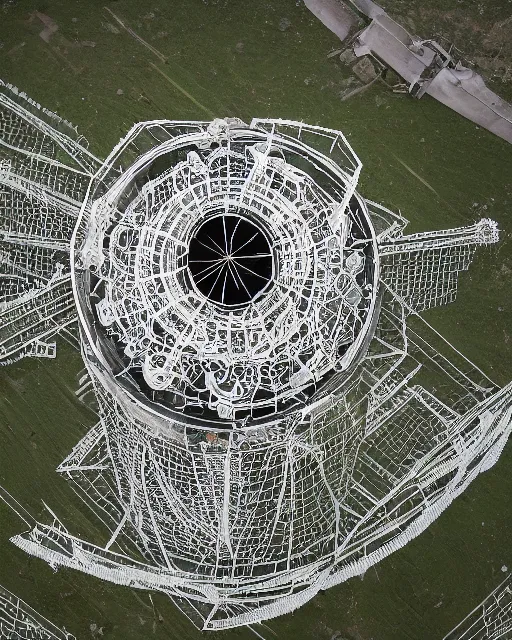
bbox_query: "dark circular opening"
[188,215,273,306]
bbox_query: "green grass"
[0,1,511,638]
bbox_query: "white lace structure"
[82,118,375,419]
[0,584,75,640]
[443,574,512,639]
[1,81,511,631]
[0,80,98,364]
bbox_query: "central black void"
[188,215,273,306]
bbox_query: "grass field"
[0,1,511,638]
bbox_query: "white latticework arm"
[378,218,499,312]
[0,584,76,639]
[0,80,101,364]
[443,574,512,639]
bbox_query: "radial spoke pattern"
[188,215,273,305]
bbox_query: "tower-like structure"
[1,82,511,630]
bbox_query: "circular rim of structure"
[71,120,381,427]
